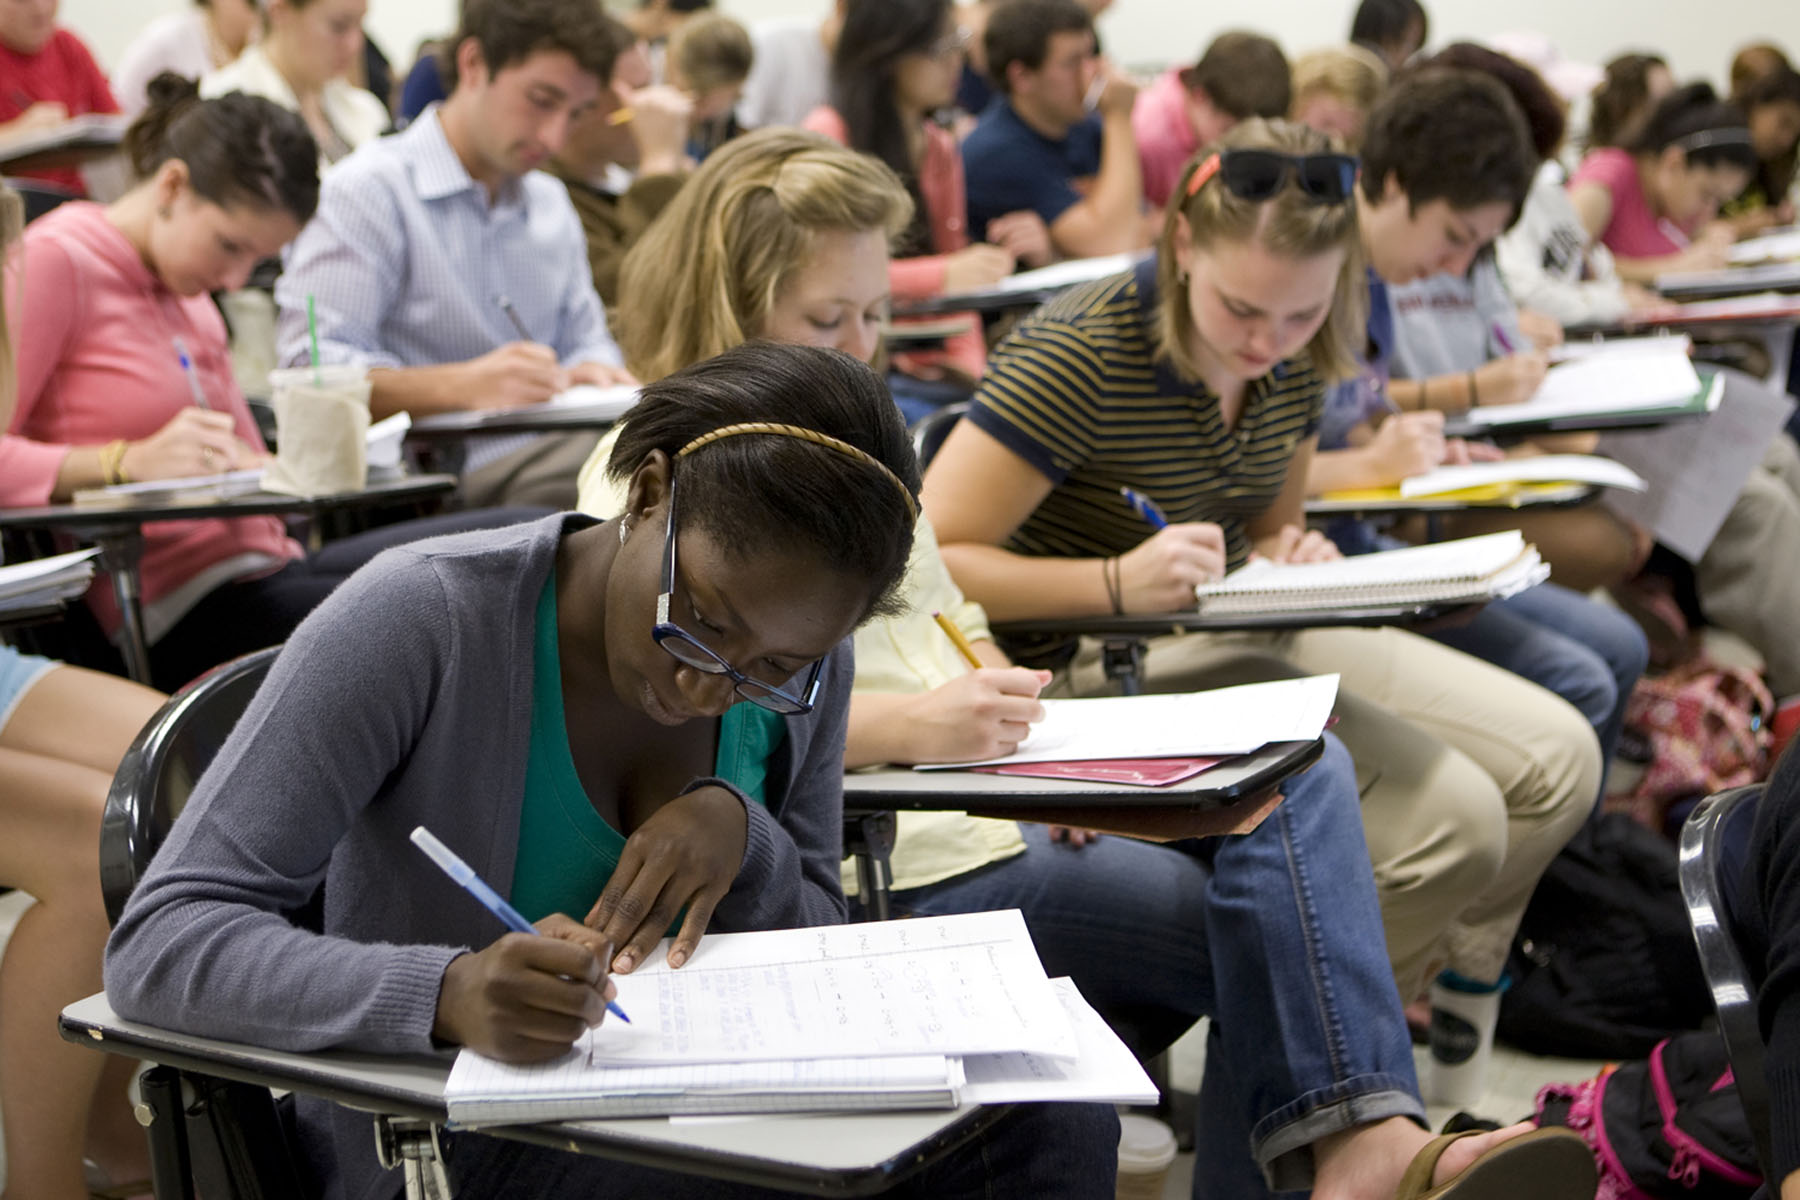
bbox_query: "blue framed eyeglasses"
[651,480,825,716]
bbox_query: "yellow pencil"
[932,610,983,671]
[607,107,634,126]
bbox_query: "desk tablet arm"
[376,1117,455,1199]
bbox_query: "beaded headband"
[676,421,919,519]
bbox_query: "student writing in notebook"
[1354,59,1800,714]
[1567,82,1757,284]
[570,125,1596,1200]
[273,0,635,509]
[106,341,1122,1199]
[0,77,539,692]
[923,119,1601,1107]
[1305,56,1648,776]
[0,183,164,1200]
[803,0,1039,422]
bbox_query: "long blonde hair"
[616,127,914,382]
[1155,118,1368,386]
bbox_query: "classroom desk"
[990,604,1479,695]
[1306,483,1600,540]
[60,992,1002,1199]
[0,599,69,634]
[1441,404,1710,441]
[0,117,126,174]
[841,739,1322,917]
[1567,303,1800,395]
[1655,262,1800,302]
[404,405,626,475]
[0,475,456,684]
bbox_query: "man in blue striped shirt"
[275,0,636,506]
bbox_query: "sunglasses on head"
[1185,149,1360,204]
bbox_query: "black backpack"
[1497,813,1713,1059]
[1534,1030,1763,1199]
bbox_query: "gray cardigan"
[105,513,854,1200]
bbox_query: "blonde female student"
[577,127,1597,1200]
[0,185,163,1200]
[923,120,1600,1042]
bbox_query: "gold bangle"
[99,439,130,485]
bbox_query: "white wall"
[66,0,1799,95]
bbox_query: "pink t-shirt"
[1,203,300,636]
[1569,147,1696,260]
[1132,68,1199,210]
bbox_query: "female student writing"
[803,0,1050,420]
[923,119,1599,1046]
[574,125,1595,1200]
[0,76,534,691]
[200,0,389,170]
[107,339,1122,1198]
[1568,82,1759,284]
[0,185,164,1200]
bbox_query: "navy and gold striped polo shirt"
[968,256,1324,572]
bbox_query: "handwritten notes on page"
[589,910,1074,1065]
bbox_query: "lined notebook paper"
[0,548,99,608]
[1193,531,1547,615]
[587,910,1074,1065]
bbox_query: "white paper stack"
[970,252,1147,298]
[0,548,100,612]
[1727,227,1800,265]
[1193,531,1547,616]
[916,675,1340,770]
[443,912,1157,1125]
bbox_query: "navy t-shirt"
[962,99,1103,237]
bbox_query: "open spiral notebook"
[1193,531,1547,616]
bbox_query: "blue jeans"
[881,735,1423,1194]
[1425,581,1648,791]
[442,1100,1120,1197]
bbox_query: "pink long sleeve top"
[802,106,987,381]
[2,203,300,637]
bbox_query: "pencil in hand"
[932,610,983,671]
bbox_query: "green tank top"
[510,570,788,923]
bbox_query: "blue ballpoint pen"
[1119,486,1169,531]
[172,337,210,410]
[410,825,632,1024]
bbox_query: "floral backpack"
[1609,660,1772,837]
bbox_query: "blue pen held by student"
[1120,486,1169,531]
[410,825,632,1024]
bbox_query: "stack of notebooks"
[442,910,1158,1125]
[1193,530,1547,617]
[0,548,100,613]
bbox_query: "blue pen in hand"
[410,825,631,1024]
[1120,486,1169,531]
[173,337,210,410]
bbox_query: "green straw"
[306,294,322,385]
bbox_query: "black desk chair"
[4,176,78,222]
[100,646,313,1200]
[909,402,968,471]
[1677,783,1773,1177]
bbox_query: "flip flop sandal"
[1393,1127,1596,1200]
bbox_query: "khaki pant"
[1061,625,1600,998]
[459,431,602,511]
[1695,436,1800,697]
